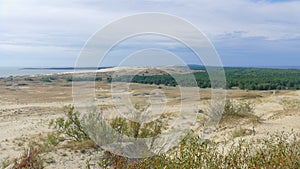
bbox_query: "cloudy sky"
[0,0,299,67]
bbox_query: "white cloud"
[2,0,299,40]
[178,0,300,40]
[0,0,299,66]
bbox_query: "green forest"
[112,66,300,90]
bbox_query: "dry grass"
[219,100,260,126]
[96,131,300,169]
[232,127,254,138]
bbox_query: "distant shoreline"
[1,65,300,78]
[21,67,113,70]
[0,67,114,78]
[21,65,300,70]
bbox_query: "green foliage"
[110,117,128,135]
[49,105,89,142]
[113,74,178,86]
[111,67,300,90]
[97,131,300,169]
[223,100,254,115]
[44,133,60,147]
[221,100,259,124]
[109,116,164,139]
[24,77,34,81]
[232,128,253,138]
[40,76,57,83]
[99,107,168,168]
[40,77,52,83]
[224,67,300,90]
[66,76,102,82]
[106,76,112,82]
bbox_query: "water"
[1,66,300,78]
[0,67,112,78]
[0,67,73,78]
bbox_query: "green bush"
[98,105,169,168]
[220,100,259,125]
[110,117,164,139]
[40,77,52,83]
[66,76,102,82]
[49,105,89,142]
[223,100,254,115]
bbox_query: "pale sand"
[0,71,299,168]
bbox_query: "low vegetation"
[231,127,254,138]
[280,98,300,111]
[220,100,260,125]
[49,106,90,142]
[65,76,102,82]
[12,146,43,169]
[20,66,300,90]
[95,131,300,169]
[7,105,300,168]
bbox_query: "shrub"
[24,77,34,81]
[66,76,102,82]
[40,77,52,83]
[110,117,164,139]
[98,105,170,168]
[49,105,89,142]
[44,104,298,168]
[13,147,43,169]
[220,100,259,125]
[223,100,254,115]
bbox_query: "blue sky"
[0,0,299,67]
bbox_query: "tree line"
[111,67,300,90]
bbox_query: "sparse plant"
[1,158,12,169]
[11,103,298,169]
[49,105,90,142]
[220,100,259,125]
[96,131,300,169]
[223,100,254,115]
[13,146,43,169]
[44,133,60,146]
[110,116,165,140]
[280,98,300,111]
[232,127,253,138]
[98,104,170,168]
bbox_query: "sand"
[0,69,299,168]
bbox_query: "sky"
[0,0,299,67]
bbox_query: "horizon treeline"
[111,67,300,90]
